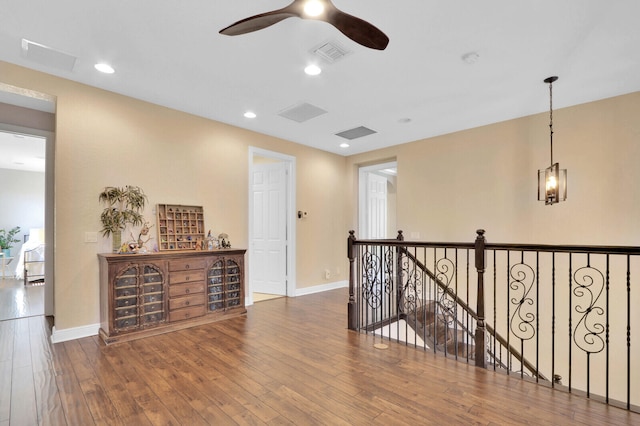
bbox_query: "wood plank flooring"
[0,278,44,321]
[1,288,638,425]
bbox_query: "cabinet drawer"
[169,305,206,322]
[115,305,138,318]
[142,292,163,304]
[169,269,204,284]
[168,258,206,272]
[169,281,205,298]
[142,282,163,294]
[169,294,204,311]
[115,317,139,330]
[142,301,164,314]
[115,286,137,298]
[115,295,137,308]
[142,312,164,324]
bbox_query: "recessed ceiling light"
[398,118,412,124]
[339,143,350,148]
[304,64,322,76]
[304,0,324,16]
[244,111,257,118]
[94,63,115,74]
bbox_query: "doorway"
[0,87,55,320]
[359,161,397,239]
[248,147,296,304]
[0,128,48,320]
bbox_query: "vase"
[112,232,122,253]
[1,248,9,258]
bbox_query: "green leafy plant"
[0,226,21,250]
[98,186,148,238]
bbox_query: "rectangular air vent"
[278,102,328,123]
[312,41,351,63]
[21,39,77,72]
[335,126,377,140]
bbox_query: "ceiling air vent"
[312,40,351,63]
[21,39,77,72]
[335,126,377,140]
[278,102,328,123]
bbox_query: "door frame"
[248,147,296,305]
[0,123,55,316]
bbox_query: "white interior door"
[359,162,396,239]
[366,173,387,239]
[251,162,288,295]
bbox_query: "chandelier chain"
[549,79,554,165]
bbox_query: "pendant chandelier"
[538,76,567,205]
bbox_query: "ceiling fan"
[219,0,389,50]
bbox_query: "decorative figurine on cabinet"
[218,233,231,248]
[206,230,219,250]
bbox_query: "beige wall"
[346,94,640,403]
[348,91,640,246]
[2,58,639,335]
[0,61,350,331]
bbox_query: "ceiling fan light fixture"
[303,0,325,17]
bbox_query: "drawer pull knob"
[186,276,190,281]
[185,265,190,269]
[185,301,190,306]
[185,289,190,294]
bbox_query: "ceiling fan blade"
[219,0,389,50]
[219,10,299,36]
[327,9,389,50]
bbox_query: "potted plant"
[99,186,147,253]
[0,226,21,257]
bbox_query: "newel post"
[347,230,357,330]
[474,229,487,368]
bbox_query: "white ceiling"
[1,1,639,156]
[0,131,46,172]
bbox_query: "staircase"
[405,300,475,360]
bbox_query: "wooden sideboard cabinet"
[98,249,246,344]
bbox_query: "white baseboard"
[51,323,100,344]
[295,280,348,297]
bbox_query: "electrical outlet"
[324,269,331,280]
[85,231,98,243]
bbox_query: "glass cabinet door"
[207,259,225,311]
[141,264,165,325]
[113,265,139,330]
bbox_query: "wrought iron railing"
[347,230,639,412]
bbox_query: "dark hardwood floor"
[1,288,638,425]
